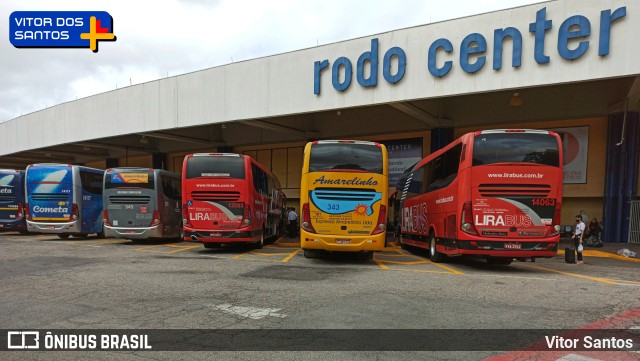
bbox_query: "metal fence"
[629,201,640,244]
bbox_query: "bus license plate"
[336,239,351,244]
[504,242,522,249]
[46,225,55,229]
[210,233,221,237]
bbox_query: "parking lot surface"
[1,233,639,360]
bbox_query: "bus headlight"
[554,225,561,232]
[302,221,309,229]
[243,219,251,226]
[461,223,471,231]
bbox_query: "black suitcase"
[565,247,576,264]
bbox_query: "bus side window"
[80,170,103,195]
[408,167,423,198]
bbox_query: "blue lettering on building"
[314,6,627,93]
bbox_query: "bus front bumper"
[104,224,162,239]
[27,220,80,233]
[300,230,385,252]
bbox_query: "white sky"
[0,0,544,123]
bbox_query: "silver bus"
[103,168,182,240]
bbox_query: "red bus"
[397,129,563,265]
[181,153,286,249]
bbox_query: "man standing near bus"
[288,208,298,238]
[573,215,586,264]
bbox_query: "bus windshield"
[105,171,155,190]
[472,133,560,167]
[309,143,383,174]
[185,156,245,179]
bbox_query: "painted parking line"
[234,245,302,263]
[518,264,633,285]
[133,243,201,254]
[66,239,127,248]
[374,248,464,275]
[274,236,300,247]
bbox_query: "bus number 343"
[327,204,339,211]
[531,198,556,207]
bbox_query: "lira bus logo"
[9,11,116,52]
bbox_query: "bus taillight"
[103,210,111,226]
[547,202,562,237]
[25,203,31,220]
[243,205,252,226]
[460,201,478,235]
[17,203,24,219]
[71,204,79,221]
[150,210,160,227]
[301,202,316,233]
[182,204,191,228]
[371,204,387,235]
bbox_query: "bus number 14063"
[531,198,555,206]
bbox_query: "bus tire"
[57,233,70,239]
[429,233,445,263]
[303,249,317,259]
[255,229,265,249]
[203,243,221,249]
[96,231,105,239]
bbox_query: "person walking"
[573,215,586,264]
[287,208,298,238]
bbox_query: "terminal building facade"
[1,0,639,243]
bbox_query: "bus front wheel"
[429,233,445,263]
[57,233,70,239]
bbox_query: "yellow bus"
[300,140,388,259]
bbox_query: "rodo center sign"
[313,6,627,94]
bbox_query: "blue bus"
[0,169,27,233]
[25,164,105,238]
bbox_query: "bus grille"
[30,193,69,201]
[478,184,551,198]
[191,191,241,201]
[313,189,377,201]
[108,196,151,204]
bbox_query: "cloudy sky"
[0,0,543,123]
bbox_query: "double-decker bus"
[25,164,105,238]
[103,168,182,240]
[0,169,26,233]
[182,153,285,249]
[397,129,563,264]
[300,140,389,259]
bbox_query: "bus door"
[79,169,104,234]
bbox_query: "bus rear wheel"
[429,233,445,263]
[57,233,70,239]
[203,243,221,249]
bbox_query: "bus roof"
[476,129,551,135]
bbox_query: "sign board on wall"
[378,138,423,188]
[550,127,589,184]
